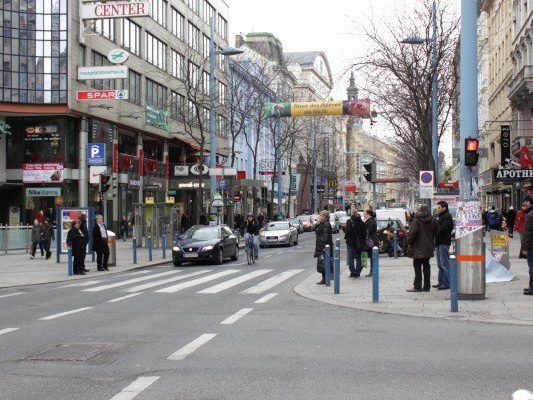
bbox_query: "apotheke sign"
[493,168,533,181]
[81,1,150,20]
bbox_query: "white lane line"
[107,293,143,303]
[155,270,240,293]
[109,376,160,400]
[220,308,254,325]
[58,280,104,288]
[83,271,181,292]
[126,270,212,292]
[167,333,217,361]
[255,293,278,304]
[0,292,24,299]
[197,269,272,294]
[39,307,93,321]
[264,254,273,258]
[0,328,19,336]
[241,269,305,294]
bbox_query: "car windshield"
[182,227,220,240]
[262,222,289,231]
[377,220,399,230]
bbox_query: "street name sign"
[81,1,150,19]
[78,66,128,80]
[76,90,128,101]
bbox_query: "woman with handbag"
[314,210,333,284]
[364,209,378,277]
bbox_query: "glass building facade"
[0,0,68,104]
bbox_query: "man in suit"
[92,214,109,271]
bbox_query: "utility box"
[456,227,486,300]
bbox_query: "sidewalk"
[0,240,171,288]
[295,236,533,326]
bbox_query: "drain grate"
[27,343,112,361]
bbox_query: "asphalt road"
[0,231,532,400]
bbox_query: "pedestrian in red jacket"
[515,205,527,235]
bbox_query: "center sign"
[81,1,150,19]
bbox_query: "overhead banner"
[263,99,371,118]
[81,1,150,19]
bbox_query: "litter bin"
[107,230,117,267]
[455,227,485,300]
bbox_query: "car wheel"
[231,246,238,261]
[173,260,182,267]
[214,248,224,265]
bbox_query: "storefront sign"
[107,48,129,64]
[87,143,106,165]
[174,165,189,176]
[81,1,150,19]
[178,182,206,188]
[145,196,154,204]
[77,66,128,80]
[25,126,58,135]
[167,190,176,195]
[26,187,62,197]
[501,125,511,165]
[493,168,533,181]
[145,184,162,190]
[90,166,107,184]
[76,89,128,101]
[190,164,209,175]
[23,163,63,183]
[146,105,169,131]
[128,179,141,187]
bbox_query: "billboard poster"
[263,99,372,118]
[59,208,90,253]
[23,163,63,183]
[490,231,510,269]
[455,200,483,238]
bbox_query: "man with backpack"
[344,210,367,278]
[487,206,503,231]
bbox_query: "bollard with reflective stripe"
[148,236,153,262]
[334,239,341,294]
[450,254,459,312]
[324,245,331,287]
[162,235,166,259]
[372,246,379,303]
[132,237,137,264]
[67,247,73,276]
[393,232,398,258]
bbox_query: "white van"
[375,209,408,228]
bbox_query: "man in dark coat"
[364,209,378,277]
[506,206,516,238]
[406,205,437,292]
[314,210,333,284]
[520,197,533,295]
[79,214,90,273]
[92,214,109,271]
[41,218,55,260]
[434,201,454,290]
[344,210,367,278]
[66,219,85,275]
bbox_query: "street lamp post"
[312,118,318,214]
[208,17,243,218]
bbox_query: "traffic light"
[363,161,377,183]
[99,173,111,193]
[465,138,479,167]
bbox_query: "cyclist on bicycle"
[242,213,260,260]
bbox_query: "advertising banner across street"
[263,99,371,118]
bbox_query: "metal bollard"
[162,234,166,259]
[67,247,73,276]
[334,239,341,294]
[393,231,398,258]
[324,245,331,287]
[372,246,379,303]
[450,254,459,312]
[132,237,137,264]
[148,236,153,261]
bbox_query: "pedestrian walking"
[516,203,527,237]
[506,206,517,238]
[79,214,90,273]
[36,209,44,223]
[406,205,437,293]
[257,212,265,228]
[29,219,44,259]
[314,210,333,285]
[120,216,128,241]
[487,206,503,231]
[364,209,378,277]
[92,214,110,271]
[66,219,85,275]
[519,197,533,296]
[41,218,55,260]
[344,210,367,278]
[434,201,454,290]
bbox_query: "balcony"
[509,66,533,106]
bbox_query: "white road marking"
[0,328,19,336]
[155,270,240,293]
[0,292,24,299]
[109,376,160,400]
[39,307,93,321]
[58,280,104,288]
[167,333,217,361]
[107,293,143,303]
[241,269,305,294]
[255,293,278,304]
[126,270,212,292]
[220,308,254,325]
[83,271,180,292]
[125,270,151,275]
[197,269,272,294]
[264,254,273,258]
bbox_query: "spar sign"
[76,90,128,101]
[81,1,150,19]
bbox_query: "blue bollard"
[334,239,341,294]
[67,247,73,276]
[132,237,137,264]
[450,255,459,312]
[393,231,398,258]
[148,236,153,261]
[324,245,331,287]
[372,246,379,303]
[162,234,166,259]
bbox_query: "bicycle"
[245,234,256,265]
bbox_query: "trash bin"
[455,227,485,300]
[107,230,117,267]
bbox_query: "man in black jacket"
[92,214,109,271]
[520,197,533,295]
[434,201,454,290]
[344,210,367,278]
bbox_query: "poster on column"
[455,200,483,238]
[59,208,90,253]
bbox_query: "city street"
[0,232,531,400]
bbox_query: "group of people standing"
[30,218,55,260]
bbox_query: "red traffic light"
[466,138,479,152]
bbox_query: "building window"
[188,61,199,85]
[203,34,210,59]
[204,1,215,24]
[218,81,227,104]
[145,31,167,70]
[217,15,228,40]
[170,91,184,119]
[217,115,227,139]
[146,78,167,109]
[171,49,184,79]
[127,70,142,106]
[170,8,185,40]
[202,70,210,93]
[151,0,167,26]
[187,0,199,14]
[216,46,225,71]
[122,19,141,56]
[91,51,116,90]
[92,19,115,42]
[188,23,200,52]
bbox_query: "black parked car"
[172,225,239,266]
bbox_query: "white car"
[259,221,299,247]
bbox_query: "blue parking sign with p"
[87,143,106,165]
